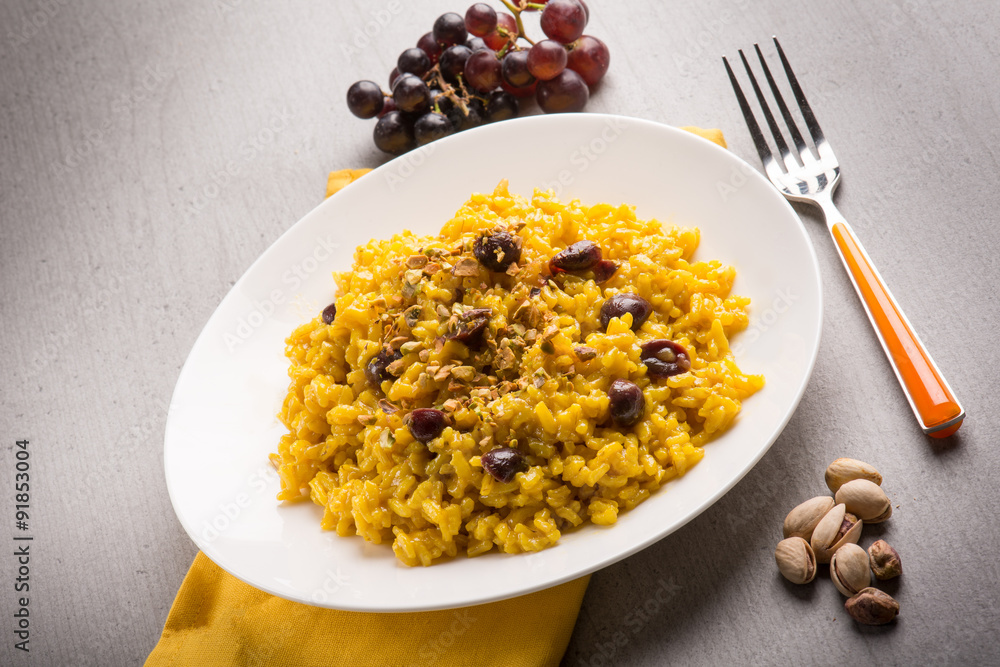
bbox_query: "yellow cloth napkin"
[148,125,726,667]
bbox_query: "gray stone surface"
[1,0,998,665]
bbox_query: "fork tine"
[738,48,794,169]
[753,43,811,162]
[723,55,776,173]
[773,37,830,155]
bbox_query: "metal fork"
[724,38,965,438]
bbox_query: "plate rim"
[163,113,824,611]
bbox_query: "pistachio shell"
[845,588,899,625]
[869,539,903,580]
[775,537,817,585]
[825,457,883,493]
[783,496,835,541]
[830,543,871,596]
[835,479,892,523]
[811,503,863,564]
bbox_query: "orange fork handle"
[831,222,964,438]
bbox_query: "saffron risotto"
[271,181,763,566]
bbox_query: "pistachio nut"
[868,539,903,580]
[783,496,835,541]
[835,479,892,523]
[775,537,817,585]
[844,587,900,625]
[830,543,871,596]
[824,457,883,493]
[810,503,863,564]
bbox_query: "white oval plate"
[164,114,822,612]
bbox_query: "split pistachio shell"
[845,588,900,625]
[810,503,863,564]
[783,496,835,541]
[835,479,892,523]
[869,540,903,580]
[825,458,883,493]
[775,537,817,584]
[830,543,871,596]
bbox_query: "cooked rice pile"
[271,180,763,566]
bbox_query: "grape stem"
[499,0,536,46]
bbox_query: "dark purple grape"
[464,49,502,92]
[398,47,431,78]
[417,32,442,64]
[392,74,431,113]
[474,231,520,270]
[536,69,589,113]
[445,98,486,132]
[377,96,397,118]
[567,35,610,86]
[407,408,447,443]
[481,447,529,483]
[448,308,492,347]
[600,293,652,330]
[389,67,401,88]
[592,259,619,283]
[366,347,402,388]
[439,45,472,84]
[549,240,601,272]
[484,13,517,50]
[373,110,415,155]
[540,0,588,44]
[501,50,536,88]
[346,80,384,119]
[607,379,645,427]
[640,340,692,378]
[466,36,490,52]
[527,40,568,81]
[465,3,498,37]
[321,302,337,324]
[433,12,468,47]
[486,90,518,122]
[414,112,454,146]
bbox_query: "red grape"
[540,0,587,44]
[465,3,497,37]
[346,81,384,119]
[527,40,568,80]
[439,45,473,84]
[373,110,415,155]
[397,47,431,78]
[501,50,536,88]
[566,35,609,86]
[417,32,442,64]
[536,68,589,113]
[433,12,467,47]
[484,13,517,50]
[501,79,537,98]
[464,49,502,92]
[389,67,401,88]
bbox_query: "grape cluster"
[346,0,610,155]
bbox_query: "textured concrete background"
[1,1,999,665]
